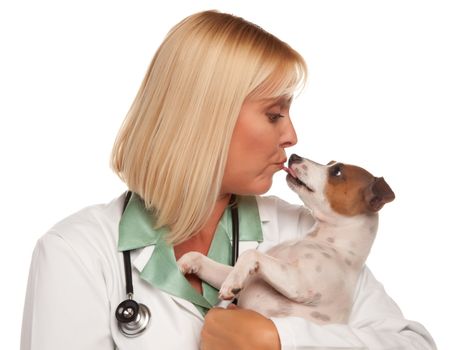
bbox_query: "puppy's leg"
[219,250,319,304]
[177,252,232,289]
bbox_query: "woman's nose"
[280,117,298,148]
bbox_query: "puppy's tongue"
[282,166,298,178]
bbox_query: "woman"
[21,10,436,350]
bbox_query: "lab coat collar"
[117,193,160,250]
[118,192,264,316]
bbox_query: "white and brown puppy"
[177,154,395,325]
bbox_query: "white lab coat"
[21,192,437,350]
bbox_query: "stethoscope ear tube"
[230,194,240,305]
[230,194,239,266]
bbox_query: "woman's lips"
[276,159,288,169]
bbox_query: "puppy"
[178,154,394,324]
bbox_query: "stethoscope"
[115,190,240,337]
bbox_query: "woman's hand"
[200,304,281,350]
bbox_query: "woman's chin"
[248,177,273,195]
[222,174,274,196]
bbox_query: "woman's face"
[221,95,298,195]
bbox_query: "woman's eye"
[266,113,284,123]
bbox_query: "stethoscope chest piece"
[116,299,151,337]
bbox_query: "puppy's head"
[284,154,395,220]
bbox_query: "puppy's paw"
[219,277,243,300]
[219,251,259,299]
[177,251,203,275]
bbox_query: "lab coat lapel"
[254,196,281,251]
[131,247,205,320]
[140,243,213,310]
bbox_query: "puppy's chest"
[239,238,360,324]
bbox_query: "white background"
[1,1,474,349]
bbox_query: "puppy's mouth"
[283,166,314,192]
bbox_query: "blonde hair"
[110,10,307,245]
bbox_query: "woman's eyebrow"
[284,96,293,106]
[262,96,293,108]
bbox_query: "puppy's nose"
[289,154,303,165]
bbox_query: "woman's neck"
[174,194,231,255]
[173,193,232,294]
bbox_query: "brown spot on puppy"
[310,311,331,322]
[307,231,318,238]
[304,242,320,250]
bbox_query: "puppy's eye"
[330,165,342,177]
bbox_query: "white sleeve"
[271,266,436,350]
[21,232,115,350]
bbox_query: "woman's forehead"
[258,95,293,107]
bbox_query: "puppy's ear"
[364,177,395,212]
